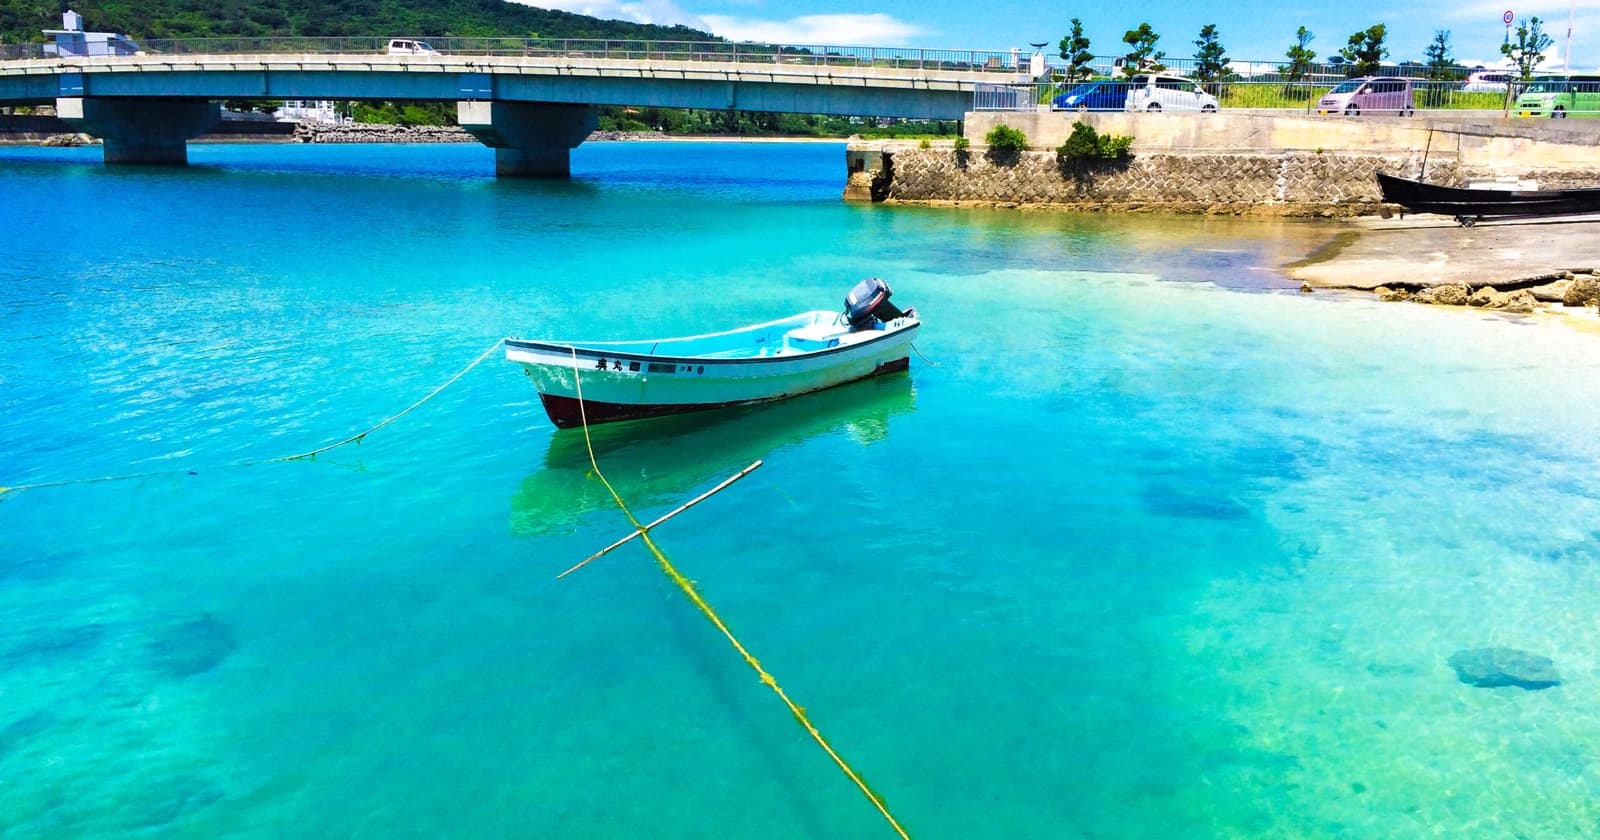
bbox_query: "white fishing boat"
[506,278,920,428]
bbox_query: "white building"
[42,10,141,58]
[274,101,350,125]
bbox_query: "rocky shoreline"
[0,117,669,145]
[1366,271,1600,314]
[287,124,666,143]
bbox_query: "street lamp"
[1028,41,1049,79]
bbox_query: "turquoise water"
[3,141,1599,838]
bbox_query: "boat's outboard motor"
[844,277,912,331]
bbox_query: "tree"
[1340,24,1388,77]
[1192,24,1231,94]
[1120,23,1165,77]
[1424,30,1455,79]
[1059,18,1093,82]
[1501,17,1553,80]
[1420,30,1459,107]
[1283,27,1316,81]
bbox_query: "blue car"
[1051,81,1133,111]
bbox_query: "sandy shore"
[1289,213,1600,290]
[1287,213,1600,333]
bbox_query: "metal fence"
[974,78,1600,117]
[0,36,1032,74]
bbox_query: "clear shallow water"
[2,141,1599,838]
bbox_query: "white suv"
[1124,74,1220,112]
[1461,70,1511,93]
[387,39,441,56]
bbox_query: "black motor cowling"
[844,277,909,331]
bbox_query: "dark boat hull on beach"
[1377,172,1600,225]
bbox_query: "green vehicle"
[1514,74,1600,118]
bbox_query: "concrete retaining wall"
[851,112,1600,214]
[964,112,1600,175]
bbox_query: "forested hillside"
[0,0,960,138]
[0,0,716,43]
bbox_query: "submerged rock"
[1447,647,1561,690]
[0,709,56,759]
[145,615,237,678]
[1141,483,1248,520]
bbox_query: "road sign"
[1503,10,1514,25]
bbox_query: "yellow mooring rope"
[0,339,506,497]
[565,350,911,840]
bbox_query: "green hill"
[1,1,962,138]
[0,0,718,44]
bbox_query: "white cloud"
[1447,0,1600,17]
[698,13,926,46]
[513,2,926,47]
[518,0,704,29]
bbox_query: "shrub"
[1055,121,1134,163]
[953,136,970,152]
[918,138,932,149]
[1057,122,1100,159]
[1098,134,1133,158]
[984,124,1029,153]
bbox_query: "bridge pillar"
[457,101,597,178]
[55,97,220,165]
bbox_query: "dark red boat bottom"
[540,357,911,428]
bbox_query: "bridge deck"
[0,53,1018,118]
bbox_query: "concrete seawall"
[846,112,1600,215]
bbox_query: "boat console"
[845,278,915,331]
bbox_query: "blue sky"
[526,0,1597,71]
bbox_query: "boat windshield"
[1328,80,1364,94]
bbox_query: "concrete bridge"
[0,39,1029,175]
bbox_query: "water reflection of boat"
[509,372,917,537]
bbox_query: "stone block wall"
[873,148,1600,216]
[881,149,1454,215]
[294,123,477,143]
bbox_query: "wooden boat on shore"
[506,278,920,428]
[1376,172,1600,226]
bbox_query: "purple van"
[1317,77,1415,116]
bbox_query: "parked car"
[1316,77,1414,116]
[1514,74,1600,117]
[1051,80,1134,111]
[387,38,441,56]
[1123,74,1219,112]
[1461,70,1513,93]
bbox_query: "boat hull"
[507,313,921,429]
[535,357,910,428]
[1376,172,1600,220]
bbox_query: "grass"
[1040,80,1517,112]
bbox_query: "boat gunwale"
[508,310,836,351]
[506,317,920,367]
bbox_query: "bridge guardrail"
[0,36,1035,75]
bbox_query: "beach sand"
[1288,213,1600,333]
[1290,213,1600,290]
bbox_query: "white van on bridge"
[387,39,440,56]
